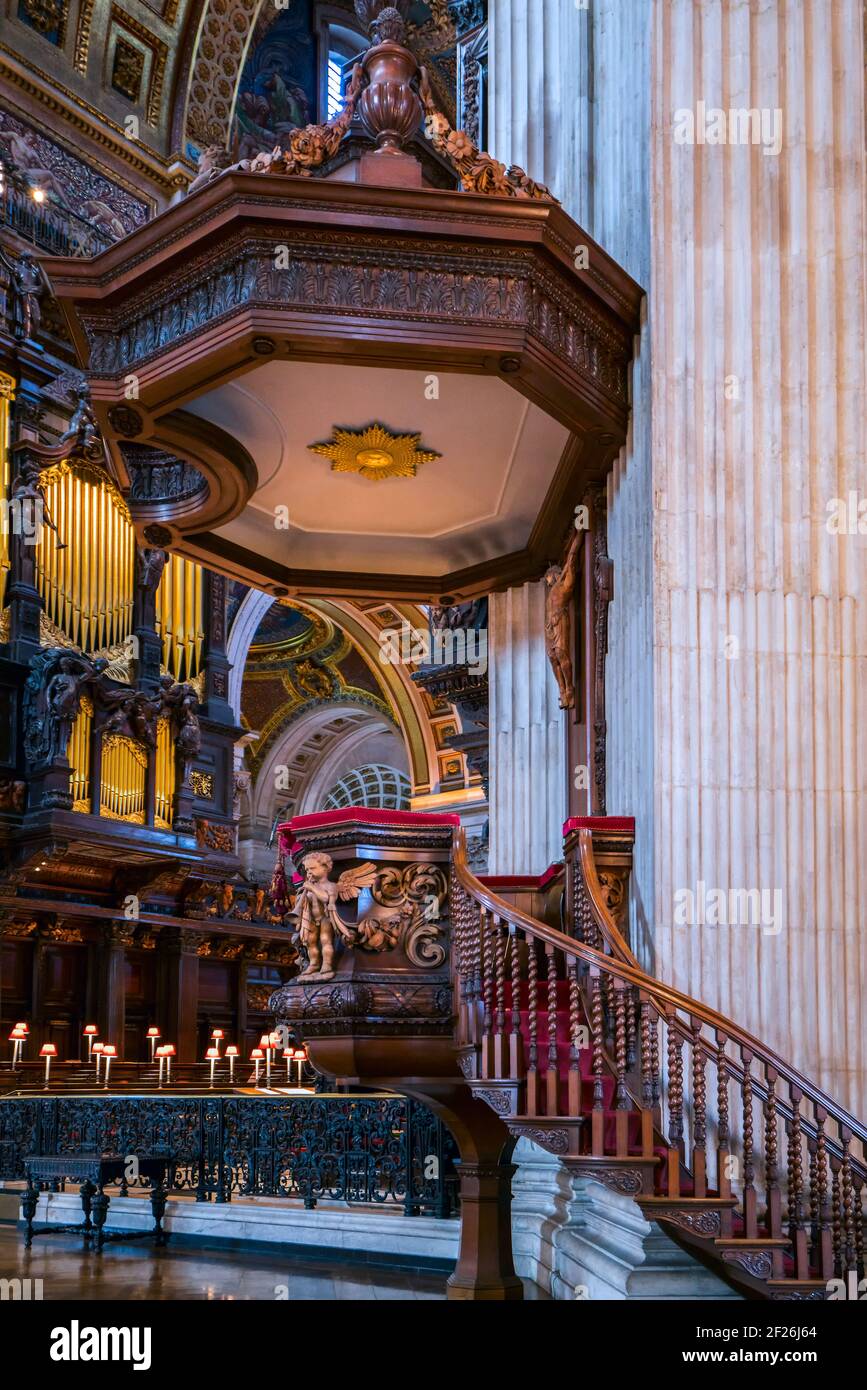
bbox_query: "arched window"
[326,55,344,120]
[319,15,366,121]
[322,765,411,812]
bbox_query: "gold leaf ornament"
[308,423,441,482]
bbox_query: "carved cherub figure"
[291,851,377,981]
[60,381,101,457]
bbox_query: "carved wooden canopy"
[43,16,641,602]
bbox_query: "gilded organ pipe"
[0,372,13,607]
[154,717,177,829]
[35,461,135,652]
[155,553,204,682]
[67,695,93,812]
[99,734,147,823]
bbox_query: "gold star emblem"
[308,423,441,482]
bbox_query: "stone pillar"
[488,584,566,875]
[489,0,867,1113]
[489,0,591,223]
[648,0,867,1115]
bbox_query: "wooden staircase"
[450,829,866,1301]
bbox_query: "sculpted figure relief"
[544,529,581,709]
[291,852,377,981]
[60,381,102,458]
[0,246,48,341]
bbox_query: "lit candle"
[260,1034,273,1087]
[93,1042,105,1080]
[293,1047,307,1089]
[83,1025,98,1061]
[206,1046,220,1088]
[146,1026,160,1061]
[102,1044,116,1086]
[283,1048,292,1083]
[163,1045,175,1084]
[40,1043,57,1088]
[225,1045,238,1084]
[9,1029,26,1068]
[251,1048,264,1085]
[156,1045,166,1087]
[211,1029,224,1054]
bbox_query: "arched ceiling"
[0,0,465,204]
[227,586,480,802]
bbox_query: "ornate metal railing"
[1,166,113,258]
[0,1093,458,1217]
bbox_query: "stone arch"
[238,699,406,877]
[226,589,444,797]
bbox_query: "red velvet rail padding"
[284,808,462,836]
[480,863,564,893]
[562,816,635,837]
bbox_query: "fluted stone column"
[488,0,867,1113]
[488,584,566,875]
[649,0,867,1115]
[489,0,591,223]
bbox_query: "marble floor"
[0,1224,448,1300]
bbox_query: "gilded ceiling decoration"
[308,423,441,482]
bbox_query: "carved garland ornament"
[418,68,555,202]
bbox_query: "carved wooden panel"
[81,230,630,410]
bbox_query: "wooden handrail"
[452,827,867,1152]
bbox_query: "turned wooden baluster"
[453,884,471,1044]
[466,897,483,1049]
[545,943,559,1116]
[480,909,494,1077]
[764,1066,784,1245]
[493,916,507,1078]
[812,1107,834,1280]
[613,977,630,1155]
[786,1087,809,1279]
[665,1009,684,1198]
[639,995,656,1158]
[840,1127,857,1273]
[590,964,605,1154]
[807,1134,819,1263]
[741,1047,758,1238]
[853,1173,865,1278]
[716,1032,732,1232]
[509,923,523,1080]
[626,986,637,1070]
[830,1153,843,1277]
[650,1002,661,1121]
[526,936,539,1116]
[690,1020,707,1198]
[567,957,582,1116]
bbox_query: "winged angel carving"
[292,852,378,981]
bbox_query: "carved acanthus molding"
[81,233,628,408]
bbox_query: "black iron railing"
[0,1093,458,1217]
[1,167,114,257]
